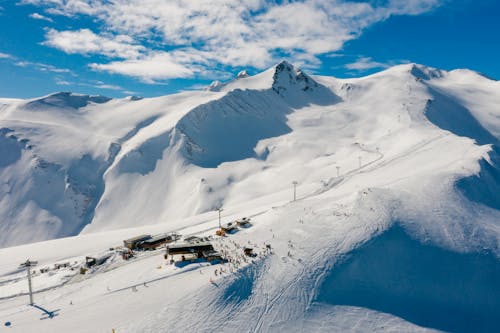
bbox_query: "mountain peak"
[409,64,444,80]
[207,80,223,92]
[272,61,318,95]
[236,70,249,79]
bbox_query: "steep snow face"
[177,89,293,168]
[0,90,224,246]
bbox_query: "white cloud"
[55,78,72,85]
[55,77,125,91]
[344,57,390,71]
[21,0,98,16]
[0,52,75,75]
[15,60,71,73]
[25,0,443,82]
[44,28,144,59]
[29,12,53,22]
[93,83,122,90]
[89,52,196,83]
[344,56,411,72]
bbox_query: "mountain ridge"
[0,61,498,247]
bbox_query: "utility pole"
[292,181,298,201]
[19,259,37,305]
[336,166,340,177]
[217,207,223,230]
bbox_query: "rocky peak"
[272,61,318,95]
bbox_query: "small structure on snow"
[54,262,70,269]
[166,242,214,257]
[120,248,133,260]
[236,217,251,227]
[220,222,237,234]
[138,233,179,250]
[202,250,223,263]
[123,234,152,249]
[184,235,204,244]
[85,253,112,268]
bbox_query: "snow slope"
[0,61,499,332]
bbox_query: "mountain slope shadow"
[424,87,498,146]
[176,66,340,168]
[456,144,500,210]
[315,225,500,333]
[423,86,500,211]
[0,128,25,168]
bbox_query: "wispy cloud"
[91,82,123,91]
[54,77,72,85]
[344,57,390,71]
[25,0,443,82]
[29,12,53,22]
[1,52,74,77]
[344,56,411,72]
[15,60,71,73]
[122,90,138,96]
[54,76,131,94]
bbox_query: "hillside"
[0,61,499,332]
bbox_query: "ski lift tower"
[19,259,38,305]
[292,181,298,201]
[217,207,223,231]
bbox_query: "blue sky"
[0,0,498,99]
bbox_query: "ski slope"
[0,62,499,332]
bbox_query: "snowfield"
[0,62,499,332]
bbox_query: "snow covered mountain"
[1,61,498,247]
[0,61,499,332]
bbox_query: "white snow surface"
[0,61,499,332]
